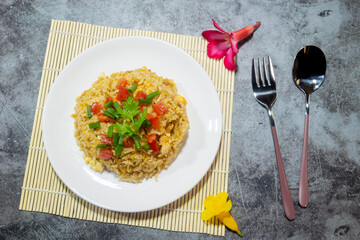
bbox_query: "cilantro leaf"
[133,109,148,133]
[114,121,133,136]
[116,96,140,122]
[113,97,150,143]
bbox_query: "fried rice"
[72,67,189,183]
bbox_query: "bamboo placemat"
[19,20,235,236]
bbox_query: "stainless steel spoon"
[292,45,326,208]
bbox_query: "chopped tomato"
[105,95,113,103]
[149,141,159,155]
[116,86,130,101]
[135,91,147,107]
[146,112,157,120]
[90,102,102,114]
[152,101,169,116]
[101,135,113,145]
[97,113,116,123]
[148,116,160,130]
[123,136,134,148]
[134,91,146,100]
[147,133,159,155]
[98,149,113,160]
[116,78,127,89]
[147,133,156,143]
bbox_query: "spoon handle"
[271,125,296,220]
[299,113,309,207]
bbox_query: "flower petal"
[207,41,230,59]
[202,30,228,42]
[224,48,236,70]
[201,209,216,221]
[216,192,228,201]
[231,21,261,43]
[212,19,228,34]
[224,200,232,212]
[203,195,216,208]
[229,34,239,54]
[217,211,243,237]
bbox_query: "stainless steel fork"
[252,57,295,220]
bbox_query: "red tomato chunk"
[147,133,156,143]
[116,78,127,89]
[98,149,113,160]
[98,113,116,123]
[116,86,129,101]
[90,102,102,114]
[148,116,160,130]
[134,91,146,100]
[105,95,113,103]
[147,133,159,155]
[152,101,168,116]
[101,135,113,145]
[123,137,134,148]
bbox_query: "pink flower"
[202,20,261,70]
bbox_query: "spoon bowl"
[293,46,326,95]
[292,45,326,208]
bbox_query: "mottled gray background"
[1,0,359,239]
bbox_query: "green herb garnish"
[112,132,119,147]
[114,144,123,156]
[104,100,113,108]
[89,122,101,129]
[145,90,160,100]
[138,98,152,104]
[113,101,122,111]
[127,84,137,94]
[96,144,111,148]
[142,144,150,150]
[107,125,114,137]
[86,105,92,118]
[117,96,140,122]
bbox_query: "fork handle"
[271,126,296,220]
[299,113,309,208]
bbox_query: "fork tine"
[252,58,258,89]
[268,56,276,87]
[263,57,269,86]
[257,58,264,87]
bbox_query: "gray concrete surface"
[1,0,359,239]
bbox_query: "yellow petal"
[202,192,233,220]
[224,199,232,212]
[201,209,216,221]
[216,192,229,203]
[217,211,243,237]
[203,195,217,208]
[204,198,223,215]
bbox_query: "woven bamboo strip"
[44,21,56,70]
[70,22,80,60]
[26,116,42,210]
[36,151,46,212]
[34,150,45,212]
[56,21,67,70]
[53,21,65,70]
[38,23,63,213]
[183,192,191,231]
[49,21,63,216]
[20,109,41,210]
[226,75,235,191]
[47,161,58,215]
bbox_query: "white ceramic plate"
[42,37,222,212]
